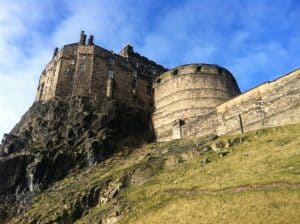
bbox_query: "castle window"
[81,55,86,60]
[172,69,178,76]
[108,69,114,79]
[132,70,138,78]
[66,67,70,73]
[172,119,184,140]
[106,78,114,98]
[196,66,202,72]
[132,79,136,89]
[71,60,75,65]
[146,85,152,96]
[108,57,114,65]
[80,64,85,73]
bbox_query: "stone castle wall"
[154,68,300,141]
[35,32,300,142]
[216,68,300,135]
[35,32,166,110]
[152,64,241,141]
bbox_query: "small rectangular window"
[132,79,136,89]
[71,60,75,65]
[146,85,152,95]
[108,69,114,78]
[108,57,114,65]
[132,70,138,78]
[80,64,85,73]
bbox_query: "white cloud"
[0,0,299,138]
[0,1,55,138]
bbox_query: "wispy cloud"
[0,0,299,138]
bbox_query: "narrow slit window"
[146,85,152,95]
[132,79,136,89]
[132,70,138,78]
[108,57,114,65]
[108,69,114,79]
[80,64,85,73]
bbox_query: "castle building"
[36,31,300,142]
[153,67,300,141]
[153,64,241,141]
[36,31,167,109]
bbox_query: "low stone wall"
[155,68,300,141]
[216,69,300,135]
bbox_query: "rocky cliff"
[0,97,299,224]
[0,97,152,222]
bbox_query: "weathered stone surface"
[154,67,300,141]
[165,155,182,168]
[131,157,163,185]
[153,64,240,141]
[35,32,167,111]
[180,149,201,161]
[0,97,153,222]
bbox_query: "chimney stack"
[79,31,87,45]
[88,35,94,45]
[120,44,134,57]
[52,47,59,59]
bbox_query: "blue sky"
[0,0,299,138]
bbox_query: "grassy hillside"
[9,123,300,224]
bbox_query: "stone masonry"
[36,31,167,110]
[153,64,241,141]
[35,31,300,141]
[153,67,300,141]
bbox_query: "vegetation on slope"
[8,123,300,224]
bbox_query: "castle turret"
[153,64,241,141]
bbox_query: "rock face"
[0,97,152,221]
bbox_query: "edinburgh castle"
[36,31,300,141]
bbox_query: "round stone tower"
[153,63,241,141]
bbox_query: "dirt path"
[165,182,300,196]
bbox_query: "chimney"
[52,47,59,59]
[88,35,94,45]
[120,44,134,57]
[79,31,87,45]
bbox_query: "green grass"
[8,123,300,224]
[119,124,300,224]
